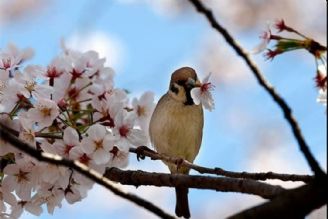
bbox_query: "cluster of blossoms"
[0,43,155,218]
[254,19,327,109]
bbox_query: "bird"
[149,67,204,218]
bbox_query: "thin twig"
[130,147,314,183]
[188,0,325,179]
[0,124,176,219]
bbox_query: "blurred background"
[0,0,326,218]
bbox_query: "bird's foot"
[175,158,185,171]
[135,146,156,161]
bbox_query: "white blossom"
[0,184,17,214]
[81,124,116,165]
[13,66,52,99]
[132,91,155,132]
[190,73,215,111]
[0,42,160,218]
[113,110,147,149]
[317,88,327,108]
[27,97,59,129]
[2,161,36,200]
[53,127,80,158]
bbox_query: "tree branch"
[228,180,327,219]
[130,147,314,183]
[0,123,285,200]
[0,124,176,219]
[187,0,325,179]
[104,168,285,199]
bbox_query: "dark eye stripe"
[170,84,179,94]
[177,80,185,86]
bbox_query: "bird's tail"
[175,187,190,218]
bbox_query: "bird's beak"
[194,80,202,88]
[186,78,202,88]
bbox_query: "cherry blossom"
[53,127,80,158]
[317,88,327,108]
[69,147,105,173]
[0,43,155,218]
[26,97,59,129]
[45,56,70,80]
[2,160,36,200]
[81,124,116,165]
[0,43,34,77]
[13,66,52,99]
[274,19,287,32]
[17,112,37,147]
[113,110,147,150]
[252,27,272,54]
[132,91,155,131]
[0,184,17,214]
[108,146,129,168]
[0,79,27,113]
[30,183,64,214]
[91,89,126,126]
[52,72,72,104]
[190,73,215,111]
[315,64,327,90]
[10,199,42,218]
[314,64,327,110]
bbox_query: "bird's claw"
[135,146,156,161]
[175,158,184,171]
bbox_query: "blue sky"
[1,0,326,218]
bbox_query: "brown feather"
[170,67,198,88]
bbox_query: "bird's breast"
[149,94,204,169]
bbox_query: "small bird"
[149,67,204,218]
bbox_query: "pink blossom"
[252,28,272,54]
[274,19,287,32]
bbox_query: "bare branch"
[0,123,176,219]
[130,146,314,183]
[228,180,327,219]
[187,0,325,179]
[105,168,285,199]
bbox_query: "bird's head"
[168,67,201,105]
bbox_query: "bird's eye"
[177,80,185,86]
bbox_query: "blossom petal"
[92,149,110,165]
[87,124,106,141]
[81,138,95,154]
[190,88,201,105]
[63,127,80,146]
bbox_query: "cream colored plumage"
[149,67,203,218]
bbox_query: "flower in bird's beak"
[190,73,215,111]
